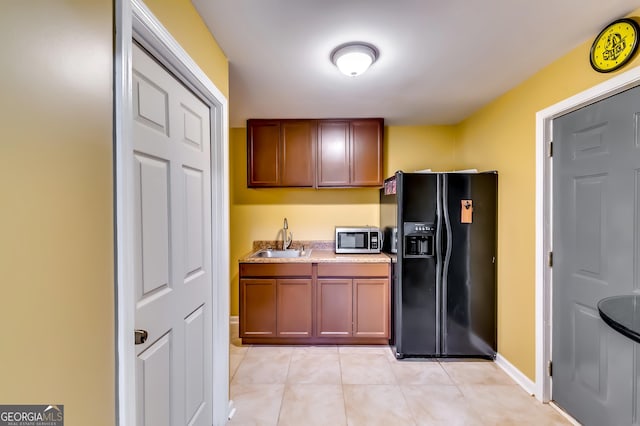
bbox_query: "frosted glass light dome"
[331,43,378,77]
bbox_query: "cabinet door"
[281,121,316,187]
[316,279,353,336]
[240,279,276,337]
[350,119,383,186]
[317,120,350,186]
[247,120,280,186]
[277,278,313,337]
[353,278,389,338]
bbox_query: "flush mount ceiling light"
[331,42,378,77]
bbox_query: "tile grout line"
[338,348,350,426]
[387,353,421,426]
[228,342,573,425]
[229,344,249,383]
[275,347,294,425]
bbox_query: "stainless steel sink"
[251,249,312,258]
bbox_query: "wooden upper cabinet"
[317,118,383,188]
[247,120,280,186]
[350,119,383,186]
[247,119,316,187]
[281,121,316,186]
[248,118,383,188]
[317,121,350,186]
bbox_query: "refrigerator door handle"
[442,174,452,354]
[436,175,443,269]
[435,174,443,355]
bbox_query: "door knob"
[134,329,148,345]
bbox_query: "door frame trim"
[114,0,230,424]
[536,65,640,402]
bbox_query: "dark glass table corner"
[598,295,640,344]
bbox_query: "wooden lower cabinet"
[316,279,353,336]
[239,263,313,342]
[316,263,390,343]
[316,277,389,339]
[276,279,312,337]
[240,279,277,337]
[353,278,389,338]
[240,277,312,339]
[239,262,389,344]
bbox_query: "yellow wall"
[455,7,640,380]
[229,125,458,315]
[228,7,640,381]
[385,125,458,174]
[145,0,229,98]
[0,1,228,424]
[8,4,630,415]
[0,2,114,424]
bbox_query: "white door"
[132,43,213,426]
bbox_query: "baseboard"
[495,353,536,395]
[229,316,239,325]
[227,399,236,421]
[549,401,581,425]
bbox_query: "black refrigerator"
[380,171,497,359]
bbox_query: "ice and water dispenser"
[403,222,435,257]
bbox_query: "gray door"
[552,85,640,425]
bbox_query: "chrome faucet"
[282,218,293,250]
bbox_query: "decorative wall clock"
[590,18,640,73]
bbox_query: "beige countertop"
[239,247,391,264]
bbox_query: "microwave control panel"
[370,233,379,249]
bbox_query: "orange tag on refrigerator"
[461,200,473,223]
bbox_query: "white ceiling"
[192,0,640,127]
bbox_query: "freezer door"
[441,172,497,358]
[397,172,438,223]
[393,172,440,358]
[396,257,438,357]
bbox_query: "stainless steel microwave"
[335,226,382,254]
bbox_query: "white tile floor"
[228,325,572,425]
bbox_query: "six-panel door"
[132,43,213,426]
[552,84,640,425]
